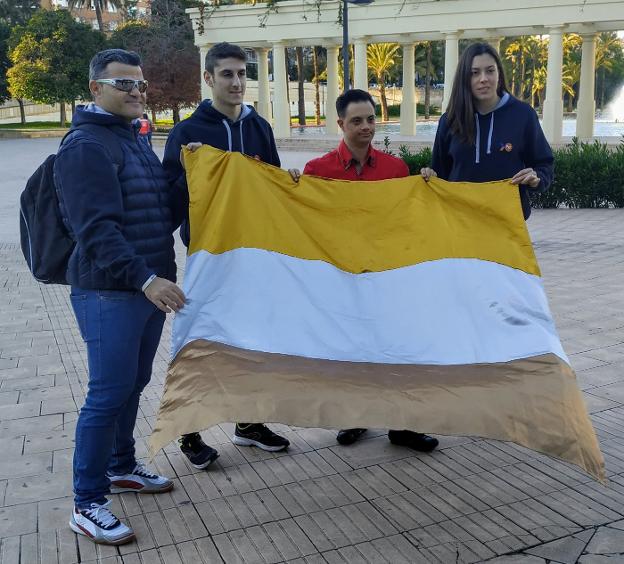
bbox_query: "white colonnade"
[189,0,624,141]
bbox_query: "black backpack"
[19,124,124,284]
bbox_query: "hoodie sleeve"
[266,123,281,167]
[522,107,554,193]
[431,114,453,180]
[55,139,153,290]
[162,124,189,228]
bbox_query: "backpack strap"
[63,123,125,169]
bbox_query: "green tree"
[8,9,105,125]
[367,42,399,121]
[0,21,9,104]
[67,0,125,32]
[0,0,39,26]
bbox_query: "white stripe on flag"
[173,249,568,366]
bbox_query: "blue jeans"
[70,288,165,509]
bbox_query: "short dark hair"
[89,49,142,80]
[446,42,509,145]
[204,42,246,74]
[335,89,376,118]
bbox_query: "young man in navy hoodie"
[55,49,185,546]
[163,42,289,469]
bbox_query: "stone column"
[400,42,416,136]
[272,42,290,138]
[441,32,459,113]
[489,36,504,54]
[354,39,368,91]
[325,45,341,135]
[542,26,564,143]
[576,33,597,139]
[199,45,212,101]
[256,47,271,121]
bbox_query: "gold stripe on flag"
[183,146,540,276]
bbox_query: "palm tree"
[367,42,400,121]
[531,65,547,109]
[295,46,306,126]
[312,46,321,125]
[562,60,581,112]
[67,0,124,32]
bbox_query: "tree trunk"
[18,99,26,124]
[312,47,321,125]
[529,61,536,108]
[59,102,67,127]
[95,2,104,32]
[151,109,157,123]
[424,42,431,119]
[172,106,180,124]
[379,78,389,121]
[295,47,306,126]
[519,52,526,100]
[284,47,291,125]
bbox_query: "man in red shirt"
[292,89,438,452]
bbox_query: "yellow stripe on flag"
[183,146,540,276]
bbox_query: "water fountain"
[604,83,624,123]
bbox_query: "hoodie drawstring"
[475,112,495,164]
[487,113,494,155]
[474,115,481,164]
[240,120,245,154]
[222,119,233,151]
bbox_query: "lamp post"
[342,0,374,92]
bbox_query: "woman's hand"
[511,168,540,188]
[288,168,301,182]
[420,167,437,182]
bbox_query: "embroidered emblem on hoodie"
[499,142,513,153]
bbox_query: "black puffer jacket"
[55,106,180,291]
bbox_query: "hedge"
[396,137,624,209]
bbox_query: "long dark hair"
[446,42,509,145]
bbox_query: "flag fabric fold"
[150,145,604,480]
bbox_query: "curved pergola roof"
[187,0,624,47]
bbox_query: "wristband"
[141,274,157,292]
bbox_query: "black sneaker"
[232,423,290,452]
[178,433,220,469]
[387,430,439,452]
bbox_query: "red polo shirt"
[303,140,410,181]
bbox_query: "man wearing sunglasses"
[54,49,185,546]
[163,42,290,468]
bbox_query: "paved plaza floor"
[1,138,624,563]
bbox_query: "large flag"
[150,145,604,480]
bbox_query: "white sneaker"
[108,463,174,494]
[69,501,135,545]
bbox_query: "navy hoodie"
[432,94,553,219]
[163,100,281,245]
[55,106,179,291]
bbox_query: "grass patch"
[0,121,68,130]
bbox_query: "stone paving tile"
[525,528,594,563]
[0,502,37,537]
[294,501,398,552]
[495,498,582,542]
[584,524,624,556]
[271,474,364,516]
[194,489,289,534]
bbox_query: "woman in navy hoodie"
[421,42,553,219]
